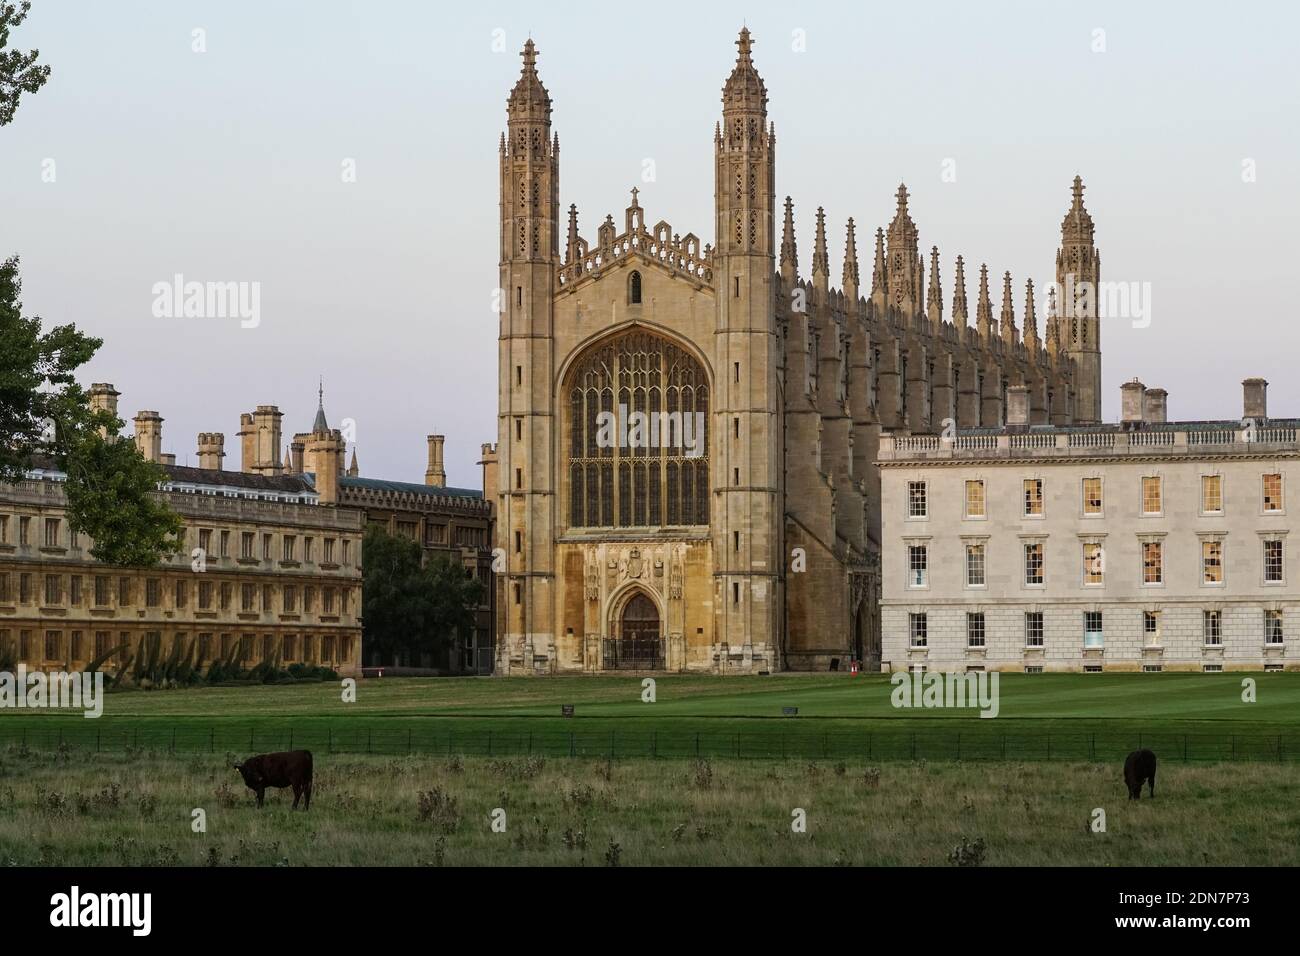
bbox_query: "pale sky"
[2,1,1297,486]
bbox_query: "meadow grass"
[1,749,1296,866]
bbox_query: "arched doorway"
[603,591,664,670]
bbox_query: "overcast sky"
[2,1,1297,486]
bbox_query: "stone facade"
[493,31,1092,674]
[880,379,1297,672]
[0,460,364,678]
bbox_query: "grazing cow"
[233,750,313,810]
[1124,748,1157,800]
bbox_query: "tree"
[0,256,183,565]
[0,1,50,126]
[361,525,485,667]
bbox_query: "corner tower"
[713,28,781,665]
[497,40,560,673]
[1057,175,1101,423]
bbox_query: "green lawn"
[2,673,1298,762]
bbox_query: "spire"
[1023,278,1039,349]
[566,203,580,263]
[1060,173,1095,246]
[347,447,359,477]
[976,264,992,340]
[1000,271,1018,345]
[507,39,551,120]
[871,227,886,295]
[952,255,968,326]
[811,206,829,283]
[780,196,798,277]
[926,245,943,328]
[283,445,293,473]
[1046,285,1061,358]
[842,218,859,295]
[312,380,329,435]
[722,27,767,112]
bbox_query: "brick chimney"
[1145,388,1168,424]
[1006,385,1030,428]
[133,411,163,462]
[1243,378,1268,422]
[426,434,446,488]
[1120,379,1146,427]
[197,432,225,470]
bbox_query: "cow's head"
[233,761,264,788]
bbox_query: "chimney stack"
[88,383,120,438]
[1243,378,1268,422]
[1006,385,1030,428]
[238,413,255,472]
[197,432,225,470]
[251,405,284,475]
[1145,388,1168,424]
[160,453,177,466]
[133,411,163,462]
[1120,378,1146,427]
[426,434,447,488]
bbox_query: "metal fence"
[1,724,1296,763]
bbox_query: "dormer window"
[629,270,642,305]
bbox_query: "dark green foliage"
[0,2,50,127]
[361,525,484,665]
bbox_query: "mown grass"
[1,749,1297,866]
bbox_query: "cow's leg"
[1149,770,1156,799]
[256,788,265,808]
[292,785,301,810]
[304,783,311,811]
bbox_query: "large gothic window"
[567,330,709,529]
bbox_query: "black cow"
[1123,748,1157,800]
[233,750,314,810]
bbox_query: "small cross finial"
[630,186,639,206]
[521,39,538,70]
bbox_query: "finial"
[812,206,829,278]
[780,197,798,273]
[896,183,909,211]
[737,26,753,60]
[842,217,859,290]
[630,186,639,207]
[521,39,538,71]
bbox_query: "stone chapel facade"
[492,30,1099,674]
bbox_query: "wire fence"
[1,724,1297,763]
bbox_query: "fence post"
[611,730,615,759]
[447,728,451,757]
[328,728,333,754]
[249,728,254,750]
[823,733,828,759]
[407,729,412,755]
[1001,735,1006,760]
[1183,734,1188,762]
[170,728,176,754]
[1047,735,1051,760]
[652,730,657,758]
[910,733,916,761]
[97,729,101,753]
[695,732,700,757]
[569,731,575,758]
[1231,735,1236,760]
[487,730,492,757]
[367,728,372,754]
[867,733,872,761]
[956,733,961,761]
[1279,735,1284,763]
[209,727,214,753]
[289,728,293,751]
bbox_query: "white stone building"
[879,378,1296,673]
